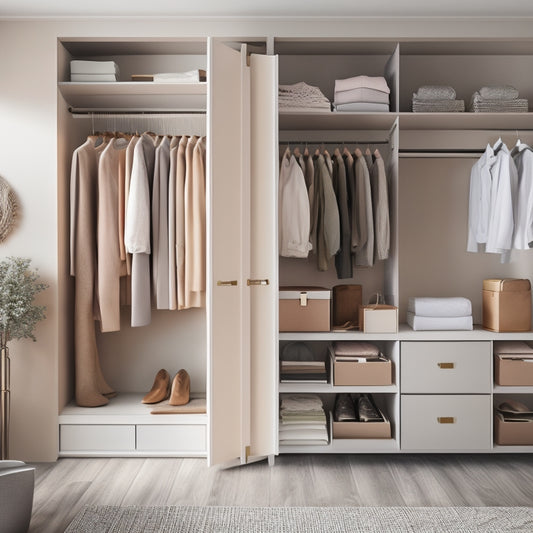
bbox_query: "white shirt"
[279,154,312,258]
[512,143,533,249]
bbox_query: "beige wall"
[1,16,533,461]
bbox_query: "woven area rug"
[65,505,533,532]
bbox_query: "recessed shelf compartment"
[279,111,398,131]
[399,112,533,131]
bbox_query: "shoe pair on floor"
[142,369,190,405]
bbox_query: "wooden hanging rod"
[69,107,206,115]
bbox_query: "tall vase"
[0,344,9,460]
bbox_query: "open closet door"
[207,38,248,466]
[248,53,278,461]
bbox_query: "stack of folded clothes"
[412,85,465,112]
[70,60,119,82]
[278,82,331,112]
[333,75,390,112]
[407,297,473,331]
[470,86,528,112]
[332,341,383,363]
[334,393,384,422]
[279,394,329,446]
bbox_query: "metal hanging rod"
[69,107,206,116]
[279,140,390,145]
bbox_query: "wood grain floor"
[29,454,533,532]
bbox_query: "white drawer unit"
[60,424,136,452]
[401,341,491,394]
[401,394,491,451]
[136,424,206,453]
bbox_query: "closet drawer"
[136,424,206,453]
[401,341,491,393]
[401,394,491,451]
[60,424,135,452]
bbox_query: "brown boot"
[142,369,171,404]
[169,369,190,406]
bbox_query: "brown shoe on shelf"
[169,369,190,406]
[142,369,171,404]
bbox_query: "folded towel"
[407,297,472,317]
[334,87,390,105]
[479,86,519,100]
[412,99,465,112]
[414,86,456,100]
[335,75,390,94]
[70,60,119,75]
[280,394,323,412]
[334,102,390,112]
[333,341,380,356]
[154,70,200,83]
[407,312,473,331]
[70,73,118,82]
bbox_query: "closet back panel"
[399,55,533,112]
[399,157,533,325]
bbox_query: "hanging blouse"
[353,149,374,267]
[369,149,390,261]
[333,149,352,279]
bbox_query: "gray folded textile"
[471,103,528,113]
[334,87,390,105]
[414,85,456,100]
[412,99,465,112]
[334,102,389,112]
[479,86,519,100]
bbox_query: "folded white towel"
[70,73,118,82]
[335,75,390,94]
[153,70,200,83]
[334,87,390,105]
[407,297,472,317]
[334,102,389,112]
[407,312,473,331]
[70,60,119,75]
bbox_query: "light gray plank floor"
[28,454,533,532]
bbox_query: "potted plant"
[0,257,47,460]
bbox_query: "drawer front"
[136,424,206,452]
[401,341,491,393]
[60,424,135,452]
[401,395,491,450]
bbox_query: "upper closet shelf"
[399,112,533,131]
[58,81,207,112]
[279,111,398,131]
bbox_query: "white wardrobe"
[57,34,533,465]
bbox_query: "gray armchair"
[0,461,34,533]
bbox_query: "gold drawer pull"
[217,280,238,287]
[247,279,269,286]
[438,362,455,369]
[437,417,455,424]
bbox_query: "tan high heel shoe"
[142,369,171,404]
[168,369,190,406]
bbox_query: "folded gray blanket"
[479,86,519,100]
[412,99,465,112]
[414,86,456,100]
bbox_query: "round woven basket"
[0,177,17,242]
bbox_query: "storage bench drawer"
[401,341,491,393]
[136,424,206,452]
[401,394,491,450]
[60,424,136,452]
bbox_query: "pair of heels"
[142,369,190,406]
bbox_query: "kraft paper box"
[331,351,392,386]
[279,287,330,332]
[482,278,531,332]
[494,355,533,386]
[359,304,398,333]
[494,413,533,445]
[333,412,391,439]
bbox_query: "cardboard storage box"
[494,355,533,386]
[332,284,362,328]
[333,412,391,439]
[482,278,531,332]
[279,287,330,332]
[359,305,398,333]
[330,349,392,386]
[494,413,533,445]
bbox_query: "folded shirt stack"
[333,75,390,112]
[412,85,465,112]
[278,82,331,112]
[70,60,119,82]
[470,86,528,112]
[407,297,473,331]
[279,394,328,446]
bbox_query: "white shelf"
[59,392,207,425]
[279,111,397,131]
[279,382,397,394]
[493,386,533,394]
[399,112,533,131]
[58,81,207,111]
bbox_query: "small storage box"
[279,287,330,332]
[494,356,533,386]
[494,413,533,445]
[333,412,391,439]
[359,304,398,333]
[332,284,362,328]
[482,278,531,332]
[330,347,392,386]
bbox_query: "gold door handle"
[437,417,455,424]
[217,280,238,286]
[247,279,269,286]
[438,362,455,369]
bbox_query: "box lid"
[483,278,531,292]
[279,286,331,300]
